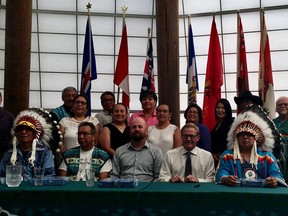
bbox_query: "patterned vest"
[63,146,109,180]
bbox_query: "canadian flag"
[258,10,275,119]
[114,18,130,108]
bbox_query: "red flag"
[237,12,249,97]
[140,28,155,96]
[258,10,275,119]
[114,18,130,108]
[202,16,223,131]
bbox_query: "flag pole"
[187,15,191,105]
[87,2,92,87]
[186,15,190,70]
[147,27,151,40]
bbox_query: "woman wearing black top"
[99,103,130,158]
[211,99,234,168]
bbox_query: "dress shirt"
[158,146,215,182]
[111,141,163,182]
[95,110,113,128]
[128,110,158,127]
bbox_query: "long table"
[0,181,287,216]
[139,182,288,215]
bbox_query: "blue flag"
[81,15,97,116]
[186,17,198,105]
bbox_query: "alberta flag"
[81,15,97,116]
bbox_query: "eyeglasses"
[277,103,288,107]
[156,109,169,114]
[182,134,198,139]
[77,132,93,137]
[102,98,114,103]
[74,101,87,105]
[187,110,198,115]
[15,127,34,133]
[237,132,254,138]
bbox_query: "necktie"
[185,152,192,177]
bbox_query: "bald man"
[273,96,288,143]
[111,117,163,182]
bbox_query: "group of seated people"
[0,87,287,188]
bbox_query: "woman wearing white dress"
[59,94,100,152]
[147,104,182,157]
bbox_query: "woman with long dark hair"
[211,98,234,167]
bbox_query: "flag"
[259,10,275,119]
[202,16,223,131]
[140,29,155,97]
[81,15,97,116]
[114,18,130,108]
[186,16,199,105]
[236,12,249,97]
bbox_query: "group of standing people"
[0,88,287,188]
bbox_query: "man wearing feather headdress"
[0,109,56,180]
[216,105,287,187]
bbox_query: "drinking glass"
[6,164,22,187]
[85,168,95,187]
[34,166,44,186]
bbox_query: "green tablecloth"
[140,182,288,215]
[0,181,288,216]
[0,181,149,216]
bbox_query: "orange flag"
[258,10,275,119]
[202,16,223,131]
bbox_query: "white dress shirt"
[158,146,215,182]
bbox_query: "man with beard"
[111,117,163,182]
